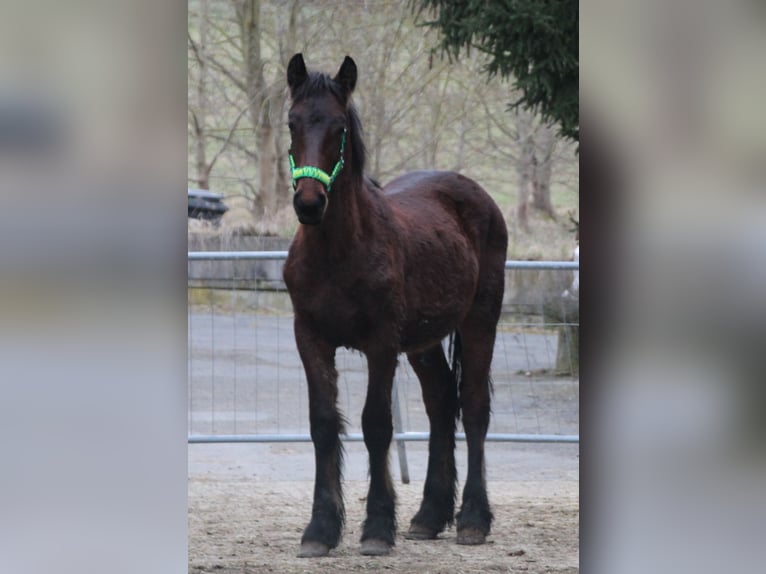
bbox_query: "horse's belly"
[400,264,476,349]
[400,315,461,353]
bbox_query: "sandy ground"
[188,310,579,572]
[189,443,579,573]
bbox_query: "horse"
[282,53,508,558]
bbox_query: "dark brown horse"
[283,53,508,558]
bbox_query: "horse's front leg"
[360,348,398,556]
[294,317,344,558]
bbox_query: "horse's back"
[384,170,502,219]
[383,170,508,258]
[383,170,446,196]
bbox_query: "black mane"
[291,71,367,182]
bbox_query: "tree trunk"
[239,0,276,217]
[370,76,386,178]
[515,109,534,234]
[272,116,290,213]
[453,112,467,172]
[531,122,557,220]
[192,111,209,190]
[516,180,530,233]
[192,0,210,190]
[257,121,277,214]
[272,0,299,211]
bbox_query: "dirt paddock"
[189,443,579,573]
[188,308,579,572]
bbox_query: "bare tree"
[188,0,210,190]
[187,0,298,214]
[189,0,256,194]
[237,0,277,215]
[476,96,571,233]
[188,0,577,240]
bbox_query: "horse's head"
[286,53,357,225]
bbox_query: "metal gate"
[188,251,579,482]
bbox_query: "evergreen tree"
[413,0,578,142]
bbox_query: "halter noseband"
[289,127,347,192]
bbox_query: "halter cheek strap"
[289,128,347,192]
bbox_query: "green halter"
[289,128,347,192]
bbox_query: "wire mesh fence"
[188,252,579,448]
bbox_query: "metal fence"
[188,251,579,481]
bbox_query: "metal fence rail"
[188,251,579,481]
[188,432,579,444]
[188,250,580,270]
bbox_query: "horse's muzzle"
[293,188,327,225]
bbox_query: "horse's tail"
[448,331,463,421]
[448,330,494,422]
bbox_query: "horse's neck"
[316,178,379,249]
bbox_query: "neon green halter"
[289,128,347,192]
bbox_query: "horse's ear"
[287,53,308,95]
[333,56,357,98]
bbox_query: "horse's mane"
[291,71,367,182]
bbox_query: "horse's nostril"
[293,190,327,223]
[295,190,325,206]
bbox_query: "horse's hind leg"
[405,343,458,539]
[455,311,499,545]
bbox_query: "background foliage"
[188,0,578,258]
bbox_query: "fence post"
[391,378,410,484]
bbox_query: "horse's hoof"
[360,538,392,556]
[456,528,487,545]
[405,523,438,540]
[297,541,330,557]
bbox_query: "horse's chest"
[290,276,389,348]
